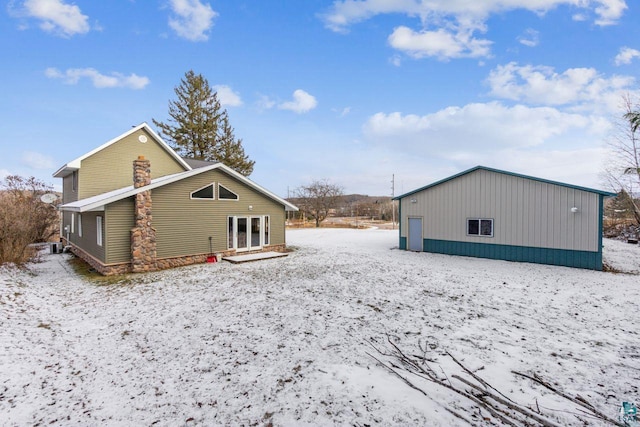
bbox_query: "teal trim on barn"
[394,166,615,271]
[422,239,603,270]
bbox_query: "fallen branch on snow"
[368,336,622,426]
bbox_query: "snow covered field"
[1,228,639,426]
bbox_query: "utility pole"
[391,174,396,229]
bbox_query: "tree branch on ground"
[368,336,623,426]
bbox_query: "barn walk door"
[408,217,423,252]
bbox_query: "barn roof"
[393,165,617,200]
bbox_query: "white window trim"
[466,218,494,237]
[190,182,215,200]
[78,214,82,237]
[218,183,239,201]
[264,215,270,246]
[96,216,103,246]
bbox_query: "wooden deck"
[222,251,288,264]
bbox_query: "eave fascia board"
[52,123,192,178]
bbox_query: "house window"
[78,214,82,237]
[467,218,493,237]
[96,216,103,246]
[71,213,75,234]
[72,171,78,192]
[218,184,238,200]
[191,183,215,200]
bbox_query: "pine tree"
[216,112,255,176]
[153,70,255,175]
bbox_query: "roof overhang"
[52,122,192,178]
[59,163,299,213]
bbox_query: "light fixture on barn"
[571,207,579,213]
[410,198,417,203]
[248,205,253,211]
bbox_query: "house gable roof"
[59,162,298,212]
[393,165,616,200]
[53,123,192,178]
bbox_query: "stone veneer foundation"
[66,240,287,276]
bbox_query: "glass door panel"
[237,217,248,250]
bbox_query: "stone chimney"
[133,155,151,188]
[131,156,157,273]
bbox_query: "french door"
[228,216,270,252]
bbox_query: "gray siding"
[400,169,599,252]
[62,174,78,204]
[152,169,286,259]
[63,211,105,263]
[79,129,186,200]
[105,198,135,264]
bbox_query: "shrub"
[0,175,59,265]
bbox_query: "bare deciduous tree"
[294,180,344,227]
[604,93,640,225]
[0,175,59,265]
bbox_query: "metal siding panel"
[423,239,601,270]
[79,129,186,200]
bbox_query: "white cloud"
[614,47,640,66]
[389,55,402,66]
[593,0,627,26]
[22,151,55,170]
[322,0,627,60]
[359,101,611,190]
[323,0,627,31]
[19,0,90,37]
[518,28,539,47]
[486,62,635,113]
[388,25,491,60]
[213,85,242,107]
[168,0,217,42]
[0,169,10,180]
[279,90,318,114]
[45,67,150,90]
[256,95,276,111]
[363,102,596,154]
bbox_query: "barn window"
[467,218,493,237]
[191,183,215,200]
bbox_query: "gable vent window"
[191,183,215,200]
[467,218,493,237]
[218,184,239,200]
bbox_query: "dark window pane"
[480,219,493,236]
[192,184,214,199]
[467,219,479,235]
[219,184,238,200]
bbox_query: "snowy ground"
[1,229,639,426]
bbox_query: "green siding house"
[54,123,297,275]
[394,166,615,270]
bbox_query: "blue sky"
[1,0,639,197]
